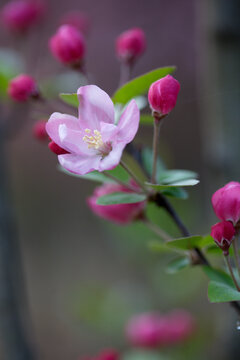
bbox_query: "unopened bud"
[48,141,69,155]
[8,74,38,102]
[116,27,146,65]
[211,221,235,255]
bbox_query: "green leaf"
[148,241,174,253]
[157,169,198,185]
[141,148,166,178]
[208,281,240,303]
[59,93,78,107]
[112,66,176,105]
[161,186,188,199]
[97,192,147,205]
[123,350,167,360]
[145,179,199,190]
[203,266,234,286]
[167,235,203,250]
[166,256,191,274]
[140,114,153,125]
[0,49,24,96]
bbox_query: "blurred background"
[0,0,240,359]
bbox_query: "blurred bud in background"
[32,120,48,141]
[116,27,146,65]
[8,73,38,101]
[60,10,90,36]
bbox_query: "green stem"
[233,237,240,280]
[142,217,172,242]
[120,161,149,195]
[102,171,141,192]
[225,255,240,291]
[151,118,162,184]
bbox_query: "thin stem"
[142,217,172,242]
[225,255,240,292]
[151,118,161,184]
[102,171,141,192]
[120,160,149,195]
[118,63,132,88]
[233,237,240,279]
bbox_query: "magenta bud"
[212,181,240,225]
[49,25,86,66]
[1,0,45,32]
[116,27,146,64]
[32,120,48,141]
[211,221,235,255]
[148,75,180,116]
[87,183,145,225]
[60,11,90,36]
[8,74,37,102]
[97,349,119,360]
[48,141,69,155]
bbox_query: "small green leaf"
[112,66,176,105]
[59,93,78,107]
[166,256,191,274]
[58,166,112,183]
[203,266,234,286]
[208,281,240,303]
[167,235,203,250]
[145,179,199,190]
[148,241,174,253]
[161,187,188,199]
[141,148,166,178]
[140,114,153,125]
[157,169,198,185]
[97,192,147,205]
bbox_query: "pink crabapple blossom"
[49,24,86,66]
[8,74,37,102]
[148,75,180,116]
[46,85,140,175]
[116,27,146,64]
[211,221,235,255]
[212,181,240,225]
[1,0,45,32]
[125,310,194,348]
[87,182,145,225]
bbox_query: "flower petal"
[100,121,118,142]
[116,99,140,143]
[59,124,94,155]
[77,85,115,129]
[59,153,101,175]
[98,142,126,172]
[46,112,79,147]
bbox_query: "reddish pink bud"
[87,183,145,225]
[49,25,86,66]
[48,141,69,155]
[212,181,240,225]
[116,27,146,64]
[60,11,90,36]
[211,221,235,255]
[1,0,45,32]
[148,75,180,116]
[32,120,48,141]
[97,349,119,360]
[8,74,37,102]
[126,311,195,349]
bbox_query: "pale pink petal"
[59,124,95,155]
[98,142,126,172]
[46,112,79,147]
[77,85,115,129]
[117,99,140,143]
[100,121,118,142]
[59,153,101,175]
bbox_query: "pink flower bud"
[116,27,146,64]
[60,11,90,36]
[8,74,37,102]
[32,120,48,141]
[212,181,240,225]
[148,75,180,116]
[1,0,45,32]
[211,221,235,255]
[97,349,119,360]
[49,25,86,66]
[87,183,145,225]
[125,311,195,349]
[48,141,69,155]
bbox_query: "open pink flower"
[46,85,140,175]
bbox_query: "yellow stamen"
[83,128,104,149]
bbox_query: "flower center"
[83,129,104,149]
[82,128,112,156]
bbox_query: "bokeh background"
[1,0,240,359]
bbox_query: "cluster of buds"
[211,181,240,255]
[125,310,195,348]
